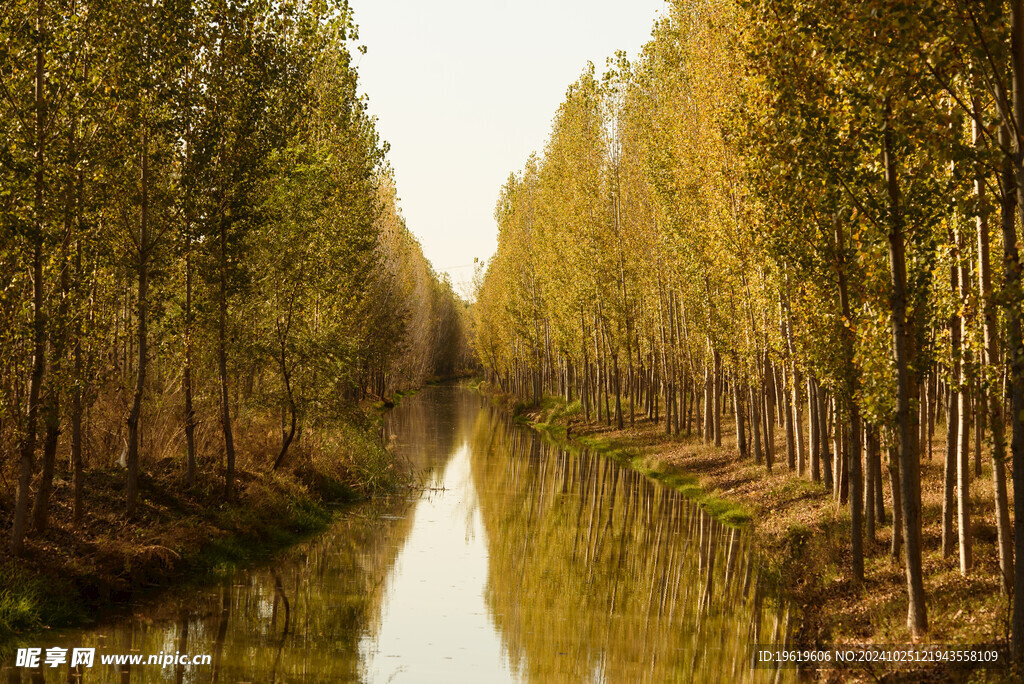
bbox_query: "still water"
[5,385,791,683]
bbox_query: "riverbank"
[484,385,1013,680]
[0,418,405,641]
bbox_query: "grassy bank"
[483,384,1013,679]
[0,418,404,641]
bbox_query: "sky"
[350,0,668,296]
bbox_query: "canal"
[4,384,791,682]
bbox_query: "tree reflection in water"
[469,403,792,683]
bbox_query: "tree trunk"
[889,448,903,561]
[183,122,196,485]
[835,218,863,583]
[627,331,635,427]
[883,106,927,636]
[33,112,80,532]
[1008,2,1024,655]
[819,385,832,488]
[783,365,796,470]
[808,376,820,482]
[613,352,623,430]
[763,374,775,472]
[922,374,931,461]
[703,363,713,444]
[974,389,983,478]
[12,245,44,554]
[31,247,69,532]
[733,374,747,457]
[749,383,762,465]
[942,282,958,559]
[984,115,1014,596]
[955,224,972,575]
[126,127,150,517]
[184,250,196,486]
[835,401,846,502]
[10,0,48,556]
[875,438,886,524]
[273,342,297,470]
[218,212,237,502]
[865,426,876,543]
[713,349,722,446]
[71,233,85,523]
[783,280,805,475]
[581,311,591,422]
[928,372,937,461]
[792,369,805,476]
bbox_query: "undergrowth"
[0,415,406,641]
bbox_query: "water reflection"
[3,490,422,683]
[360,444,514,683]
[3,385,789,683]
[383,385,478,482]
[469,406,790,683]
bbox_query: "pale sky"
[350,0,668,295]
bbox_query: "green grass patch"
[0,563,83,640]
[640,460,751,526]
[536,395,583,425]
[533,421,567,442]
[181,488,334,581]
[702,496,752,525]
[534,421,752,527]
[391,388,421,407]
[576,435,613,452]
[539,395,561,412]
[555,399,582,420]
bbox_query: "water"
[4,385,791,682]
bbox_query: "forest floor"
[0,417,406,643]
[494,388,1014,683]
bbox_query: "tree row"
[1,0,469,556]
[472,0,1024,652]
